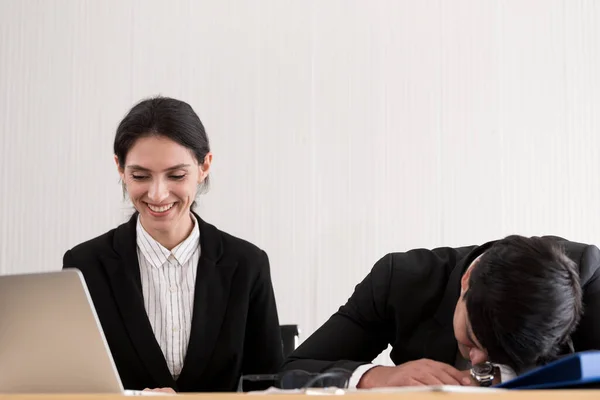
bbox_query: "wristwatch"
[470,362,497,387]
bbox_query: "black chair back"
[280,324,299,357]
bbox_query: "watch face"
[472,362,494,376]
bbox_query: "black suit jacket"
[63,212,283,392]
[282,237,600,373]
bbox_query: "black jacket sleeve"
[282,254,394,373]
[242,250,285,374]
[281,247,462,374]
[572,245,600,352]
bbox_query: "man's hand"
[142,387,177,394]
[357,359,473,388]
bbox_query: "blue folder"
[495,350,600,389]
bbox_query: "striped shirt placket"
[135,215,200,380]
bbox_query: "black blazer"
[63,212,283,392]
[282,237,600,373]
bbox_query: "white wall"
[1,0,599,364]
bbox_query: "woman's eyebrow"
[127,163,191,172]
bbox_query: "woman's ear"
[198,152,213,184]
[114,155,124,177]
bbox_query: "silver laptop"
[0,269,165,395]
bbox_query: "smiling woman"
[62,96,284,393]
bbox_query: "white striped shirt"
[136,214,201,379]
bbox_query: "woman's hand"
[143,387,177,394]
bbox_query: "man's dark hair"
[465,235,583,373]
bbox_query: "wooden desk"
[1,392,600,400]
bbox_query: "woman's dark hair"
[465,235,583,374]
[114,96,211,194]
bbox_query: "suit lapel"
[177,215,238,386]
[105,213,176,389]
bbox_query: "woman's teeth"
[147,203,174,213]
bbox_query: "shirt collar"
[136,214,200,268]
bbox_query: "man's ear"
[461,264,473,295]
[461,254,484,294]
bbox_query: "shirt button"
[172,326,179,332]
[170,286,177,293]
